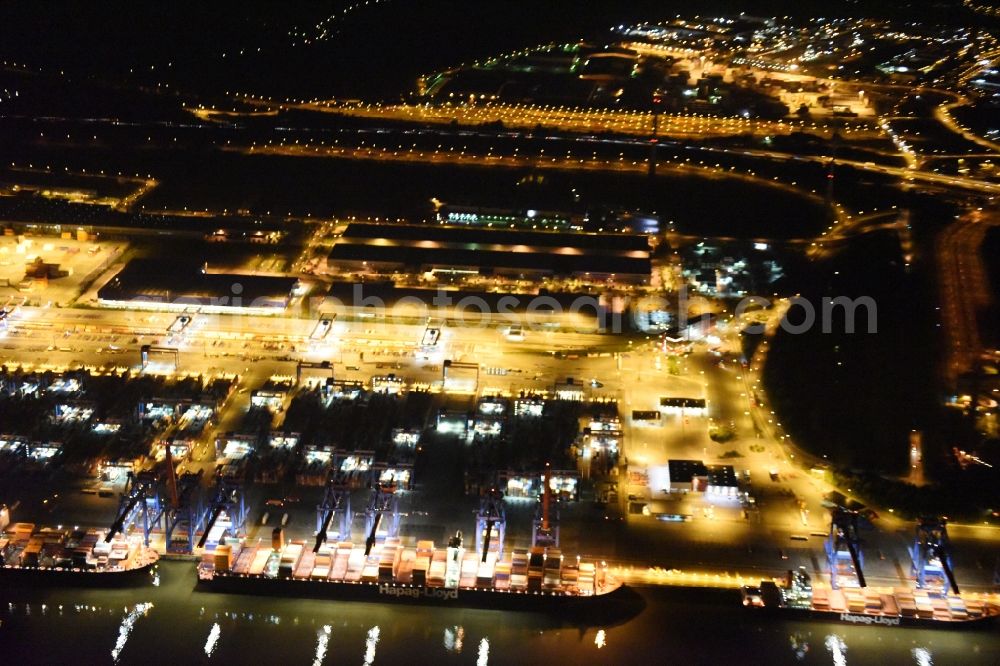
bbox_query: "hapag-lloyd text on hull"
[378,584,460,601]
[838,613,901,626]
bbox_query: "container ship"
[741,568,999,629]
[197,531,622,610]
[0,522,159,586]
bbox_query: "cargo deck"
[741,568,1000,629]
[198,536,620,608]
[0,522,159,583]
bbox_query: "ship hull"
[746,604,999,630]
[0,561,158,588]
[198,573,626,611]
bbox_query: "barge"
[0,522,159,587]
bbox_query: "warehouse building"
[98,259,300,314]
[326,222,651,284]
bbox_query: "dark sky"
[0,0,982,98]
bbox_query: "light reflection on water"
[204,622,221,657]
[477,637,490,666]
[825,634,847,666]
[443,625,464,653]
[110,603,153,663]
[363,625,380,666]
[0,563,998,664]
[311,624,331,666]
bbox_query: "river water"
[1,562,997,665]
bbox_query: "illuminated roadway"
[233,133,1000,196]
[235,97,872,140]
[936,208,1000,384]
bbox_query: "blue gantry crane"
[106,471,163,546]
[911,517,960,594]
[314,466,354,553]
[476,488,506,563]
[164,470,206,554]
[196,473,248,549]
[363,481,400,556]
[826,506,868,589]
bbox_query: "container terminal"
[741,508,1000,628]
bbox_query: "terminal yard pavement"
[2,302,999,593]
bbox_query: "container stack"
[863,589,882,613]
[543,549,562,590]
[346,548,365,582]
[527,547,544,591]
[511,549,528,591]
[311,549,332,580]
[361,554,379,583]
[294,550,315,579]
[965,598,987,619]
[378,541,399,582]
[73,530,101,568]
[214,544,233,574]
[946,596,968,620]
[477,552,497,589]
[880,593,899,616]
[396,548,415,583]
[494,559,511,590]
[428,549,446,587]
[232,545,256,574]
[914,590,934,619]
[578,562,596,594]
[560,562,579,590]
[277,541,303,578]
[895,589,917,617]
[459,552,478,588]
[332,542,351,580]
[11,523,34,545]
[249,548,271,575]
[19,537,43,566]
[930,594,950,621]
[413,541,433,586]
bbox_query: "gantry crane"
[106,471,163,546]
[826,506,868,589]
[163,470,206,554]
[363,481,399,556]
[911,517,960,594]
[196,473,248,549]
[476,488,506,563]
[157,442,206,554]
[314,465,354,553]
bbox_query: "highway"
[936,208,1000,384]
[233,128,1000,198]
[240,98,869,140]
